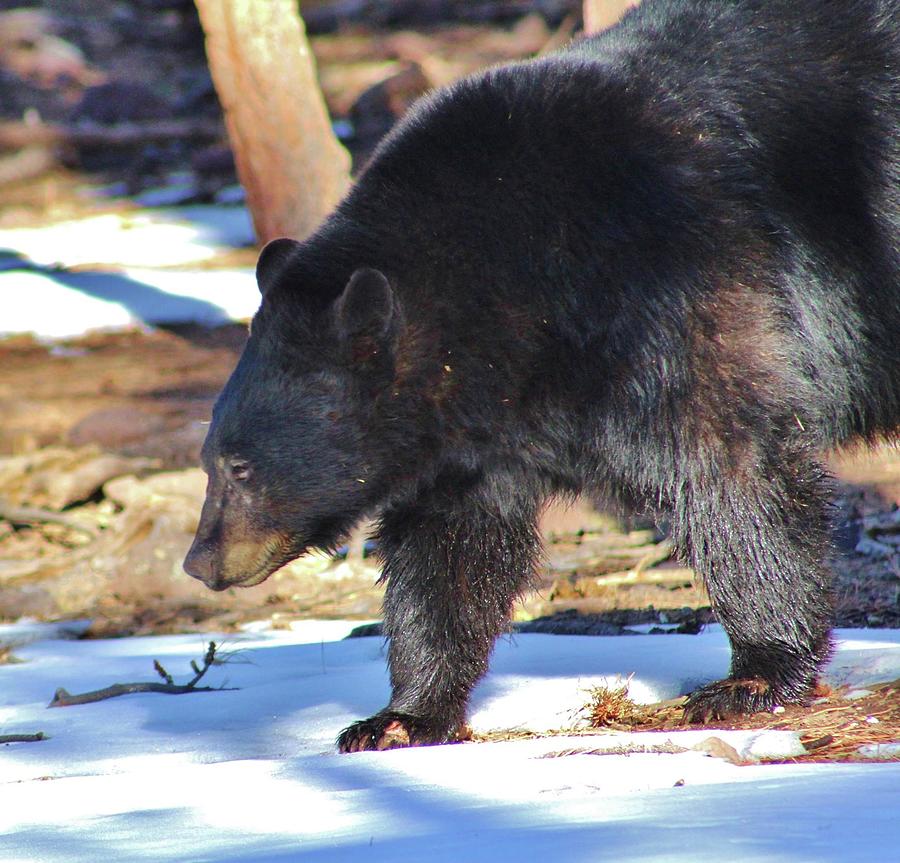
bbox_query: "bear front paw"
[337,710,465,753]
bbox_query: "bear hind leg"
[673,450,834,723]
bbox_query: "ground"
[0,324,897,639]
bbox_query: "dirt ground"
[0,324,898,638]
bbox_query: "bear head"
[183,238,401,590]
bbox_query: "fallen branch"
[0,732,45,744]
[589,565,695,588]
[0,498,96,537]
[0,119,222,151]
[48,641,235,707]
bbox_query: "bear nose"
[183,540,215,585]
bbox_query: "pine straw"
[0,645,22,665]
[471,678,900,763]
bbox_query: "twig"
[48,642,235,707]
[0,498,96,537]
[48,681,226,706]
[540,741,690,758]
[0,732,45,744]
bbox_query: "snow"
[2,621,899,862]
[0,207,260,338]
[1,207,254,269]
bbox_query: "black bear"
[184,0,900,751]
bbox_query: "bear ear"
[256,238,302,296]
[334,267,395,341]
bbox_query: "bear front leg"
[337,483,540,752]
[673,452,834,722]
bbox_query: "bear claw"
[682,677,779,724]
[337,711,460,753]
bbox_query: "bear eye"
[227,459,252,483]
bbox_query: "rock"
[0,446,159,509]
[67,407,168,449]
[0,468,209,616]
[103,468,206,529]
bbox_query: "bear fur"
[185,0,900,751]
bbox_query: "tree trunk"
[583,0,640,35]
[194,0,351,244]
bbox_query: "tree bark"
[194,0,351,244]
[583,0,639,34]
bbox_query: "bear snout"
[183,540,221,589]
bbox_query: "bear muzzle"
[184,530,292,590]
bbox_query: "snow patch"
[1,622,899,861]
